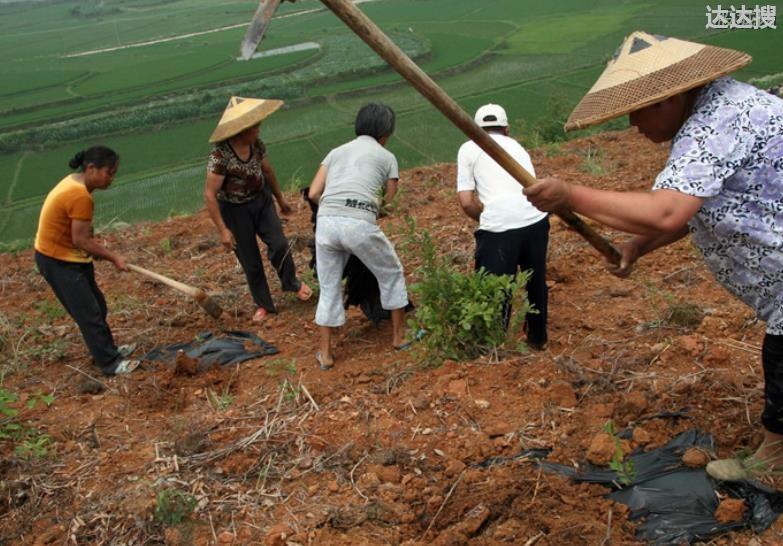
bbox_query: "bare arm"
[609,226,690,277]
[524,178,703,236]
[307,165,327,203]
[71,220,126,270]
[457,190,482,222]
[261,157,291,214]
[381,178,400,216]
[204,171,235,251]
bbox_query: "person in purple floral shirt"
[524,32,783,480]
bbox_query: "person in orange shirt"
[35,146,138,375]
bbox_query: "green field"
[0,0,780,247]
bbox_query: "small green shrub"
[155,488,197,526]
[406,224,532,364]
[603,421,636,486]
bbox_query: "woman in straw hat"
[524,31,783,480]
[205,97,311,322]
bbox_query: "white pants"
[315,216,408,327]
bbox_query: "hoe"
[239,0,621,265]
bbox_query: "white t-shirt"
[318,135,399,224]
[456,133,546,233]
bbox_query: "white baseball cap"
[474,103,508,128]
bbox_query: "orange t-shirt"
[34,175,94,263]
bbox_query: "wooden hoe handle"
[319,0,621,265]
[127,264,200,298]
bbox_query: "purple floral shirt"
[654,77,783,335]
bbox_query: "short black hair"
[355,103,396,141]
[68,146,120,171]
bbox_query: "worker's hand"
[523,177,572,212]
[607,240,640,278]
[113,256,128,271]
[278,199,293,216]
[220,228,236,252]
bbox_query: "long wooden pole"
[319,0,620,264]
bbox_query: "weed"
[15,431,53,459]
[280,379,301,402]
[603,421,636,486]
[34,300,66,322]
[298,268,320,300]
[0,312,10,353]
[206,387,233,412]
[665,302,705,330]
[0,387,55,459]
[25,390,55,409]
[154,488,197,526]
[265,358,297,377]
[581,147,608,175]
[543,142,565,158]
[159,237,173,255]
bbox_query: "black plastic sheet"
[144,330,278,372]
[543,430,783,544]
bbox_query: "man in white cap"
[523,31,783,480]
[456,103,549,350]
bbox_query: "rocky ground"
[0,129,779,545]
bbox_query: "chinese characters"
[706,4,777,29]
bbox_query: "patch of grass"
[265,358,297,377]
[34,300,66,322]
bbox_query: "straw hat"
[208,96,284,143]
[565,31,751,131]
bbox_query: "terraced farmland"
[0,0,779,247]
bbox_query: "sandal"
[706,456,772,481]
[315,351,334,371]
[297,283,313,302]
[252,307,269,323]
[112,359,139,375]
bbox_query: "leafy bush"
[406,225,532,364]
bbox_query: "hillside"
[0,129,778,545]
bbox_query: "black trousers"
[761,333,783,434]
[219,190,300,312]
[474,216,549,346]
[35,252,120,375]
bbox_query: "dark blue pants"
[35,252,121,375]
[219,190,300,312]
[761,333,783,434]
[474,216,549,347]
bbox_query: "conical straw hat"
[565,31,751,131]
[208,96,284,143]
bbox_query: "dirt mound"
[0,129,777,544]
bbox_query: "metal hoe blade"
[240,0,283,60]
